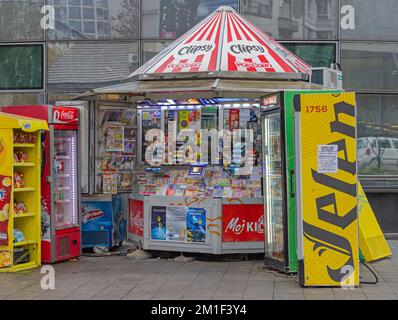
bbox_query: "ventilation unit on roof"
[311,67,343,89]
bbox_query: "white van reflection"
[358,137,398,174]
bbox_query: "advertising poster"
[166,206,186,241]
[297,92,359,286]
[0,175,12,247]
[102,172,118,194]
[129,199,144,237]
[151,206,167,240]
[106,125,124,152]
[81,200,112,248]
[186,207,206,243]
[179,111,190,130]
[222,204,264,242]
[229,109,240,130]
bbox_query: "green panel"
[0,45,43,90]
[282,89,342,273]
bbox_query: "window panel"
[358,94,398,178]
[142,0,238,39]
[47,41,139,92]
[0,0,44,41]
[341,43,398,91]
[143,41,172,63]
[242,0,338,40]
[282,42,336,68]
[47,0,139,40]
[0,93,45,106]
[341,0,398,41]
[0,45,44,90]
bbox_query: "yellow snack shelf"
[13,163,35,167]
[13,212,36,218]
[13,143,35,148]
[0,112,48,273]
[13,187,35,192]
[13,240,36,247]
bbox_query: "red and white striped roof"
[129,6,311,78]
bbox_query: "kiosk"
[76,6,327,255]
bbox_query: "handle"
[290,169,295,198]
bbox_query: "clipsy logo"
[228,40,267,59]
[176,40,215,59]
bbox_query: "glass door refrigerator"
[260,90,342,273]
[0,105,81,263]
[261,92,298,273]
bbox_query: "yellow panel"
[0,112,48,132]
[299,92,359,287]
[0,129,13,270]
[358,182,391,262]
[0,128,41,272]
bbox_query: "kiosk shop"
[76,6,326,255]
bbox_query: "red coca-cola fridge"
[1,105,81,263]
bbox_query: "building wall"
[1,0,398,233]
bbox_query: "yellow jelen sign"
[296,92,359,287]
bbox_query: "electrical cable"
[360,261,379,285]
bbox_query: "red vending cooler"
[1,105,81,263]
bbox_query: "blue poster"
[186,207,206,243]
[151,206,167,240]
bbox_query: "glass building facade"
[1,0,398,229]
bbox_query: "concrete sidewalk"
[0,241,397,300]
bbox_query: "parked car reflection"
[358,137,398,174]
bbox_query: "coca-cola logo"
[228,40,267,58]
[85,209,104,221]
[176,41,215,59]
[53,108,78,123]
[225,215,264,235]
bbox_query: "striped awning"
[129,6,311,79]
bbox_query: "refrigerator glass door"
[263,111,285,263]
[53,130,79,229]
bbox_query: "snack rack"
[0,112,48,272]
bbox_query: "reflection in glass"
[143,41,172,63]
[142,0,238,39]
[242,0,337,40]
[47,0,139,39]
[47,41,139,91]
[0,0,44,41]
[357,95,398,177]
[342,43,398,91]
[341,0,398,41]
[0,93,45,107]
[282,43,336,68]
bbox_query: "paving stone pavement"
[0,240,397,300]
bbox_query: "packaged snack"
[0,250,12,268]
[13,199,28,215]
[13,131,36,144]
[13,172,25,188]
[13,228,26,243]
[14,151,29,163]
